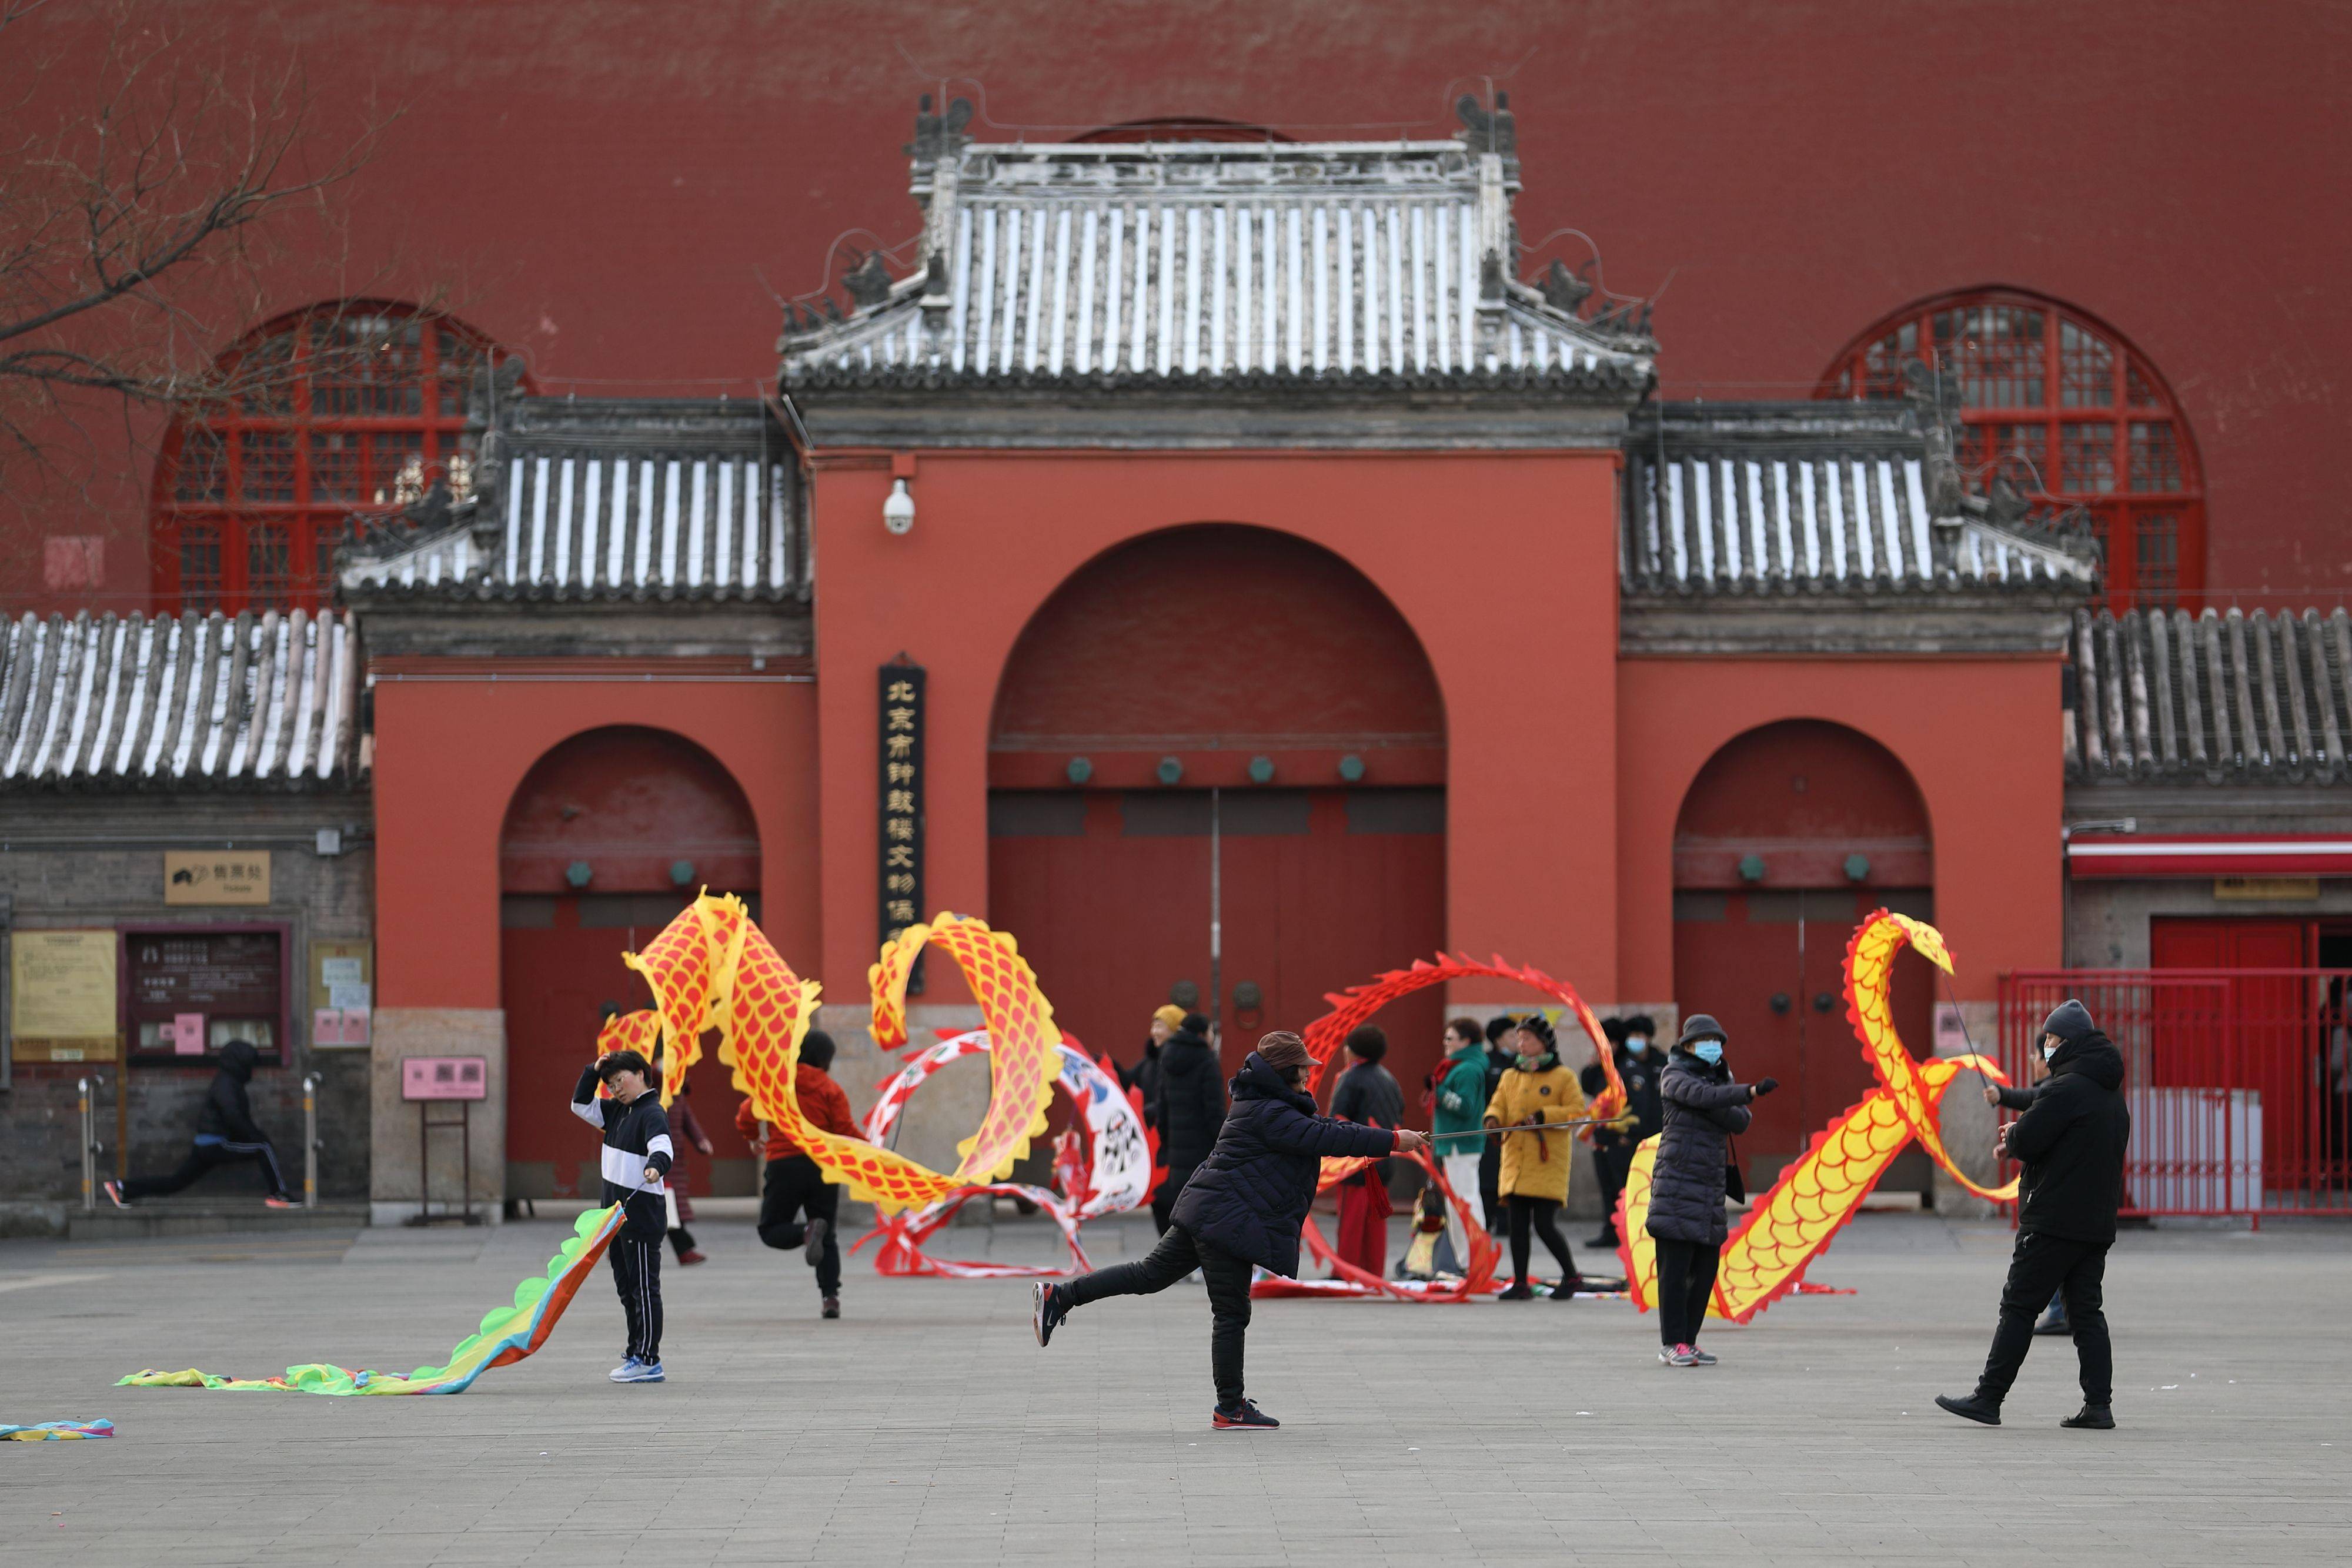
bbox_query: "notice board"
[125,927,287,1064]
[10,930,119,1063]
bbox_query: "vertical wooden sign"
[880,660,925,994]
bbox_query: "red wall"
[6,1,2344,609]
[372,673,821,1008]
[808,449,1622,1007]
[1617,656,2067,1004]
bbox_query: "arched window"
[152,302,518,612]
[1818,288,2203,610]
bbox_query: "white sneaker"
[1686,1345,1718,1366]
[609,1358,641,1382]
[610,1358,664,1383]
[1659,1343,1699,1367]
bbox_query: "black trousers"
[122,1138,290,1201]
[1592,1144,1635,1235]
[609,1232,663,1362]
[1505,1194,1578,1285]
[1975,1231,2113,1406]
[1654,1236,1722,1346]
[1478,1138,1504,1231]
[757,1155,843,1296]
[1063,1223,1253,1408]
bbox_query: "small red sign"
[401,1056,489,1101]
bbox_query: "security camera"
[883,477,915,536]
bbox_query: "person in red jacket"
[733,1030,863,1319]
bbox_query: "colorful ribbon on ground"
[3,1419,114,1439]
[116,1205,623,1395]
[1619,910,2017,1323]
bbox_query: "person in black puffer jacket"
[1645,1014,1778,1366]
[107,1039,295,1208]
[1937,999,2131,1430]
[1148,1013,1226,1233]
[1035,1031,1424,1431]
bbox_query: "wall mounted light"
[566,860,594,889]
[670,859,697,887]
[1737,853,1767,883]
[882,477,916,536]
[1337,754,1366,782]
[1843,852,1871,882]
[1066,757,1093,784]
[1247,755,1275,783]
[1157,756,1184,784]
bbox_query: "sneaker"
[2060,1405,2115,1430]
[1659,1344,1699,1367]
[263,1196,295,1209]
[2033,1306,2070,1336]
[102,1180,129,1209]
[803,1216,830,1266]
[1032,1281,1067,1347]
[1935,1392,2002,1425]
[1497,1282,1535,1300]
[1686,1344,1718,1365]
[611,1358,665,1383]
[676,1249,707,1266]
[821,1296,840,1319]
[1211,1399,1279,1430]
[1550,1277,1584,1300]
[608,1358,642,1382]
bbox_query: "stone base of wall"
[370,1008,506,1224]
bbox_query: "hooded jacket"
[1168,1051,1397,1276]
[1584,1045,1665,1149]
[195,1041,270,1144]
[2004,1017,2132,1245]
[1644,1047,1755,1245]
[1150,1027,1227,1175]
[1485,1054,1588,1203]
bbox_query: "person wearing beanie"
[1148,1012,1227,1233]
[1483,1013,1591,1299]
[1124,1004,1185,1125]
[1937,998,2130,1430]
[1329,1025,1405,1278]
[1582,1014,1665,1247]
[1645,1014,1779,1366]
[735,1029,864,1319]
[1034,1030,1428,1430]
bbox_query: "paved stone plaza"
[2,1210,2346,1566]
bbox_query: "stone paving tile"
[2,1213,2347,1565]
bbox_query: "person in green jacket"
[1431,1018,1494,1274]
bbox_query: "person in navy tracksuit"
[572,1048,674,1383]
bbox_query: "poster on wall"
[309,941,374,1048]
[125,930,285,1064]
[880,660,926,995]
[9,930,119,1063]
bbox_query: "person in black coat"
[1034,1030,1425,1430]
[106,1039,295,1207]
[1644,1015,1777,1366]
[1478,1015,1517,1229]
[1148,1012,1226,1233]
[1937,999,2132,1430]
[1582,1014,1666,1246]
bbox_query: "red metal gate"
[1999,969,2352,1219]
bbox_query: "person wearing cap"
[1937,998,2130,1430]
[1482,1013,1591,1299]
[1033,1029,1428,1431]
[1582,1014,1665,1248]
[1148,1011,1226,1233]
[1646,1014,1778,1367]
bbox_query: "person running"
[1937,999,2130,1430]
[1484,1015,1589,1300]
[1645,1014,1776,1366]
[1148,1011,1225,1233]
[571,1048,674,1383]
[736,1029,863,1319]
[1329,1025,1404,1278]
[1033,1030,1427,1430]
[106,1040,294,1209]
[1431,1018,1494,1272]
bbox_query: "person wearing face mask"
[1936,999,2129,1431]
[1033,1031,1426,1430]
[1483,1014,1590,1300]
[1582,1015,1664,1248]
[1979,1032,2071,1338]
[1645,1015,1778,1366]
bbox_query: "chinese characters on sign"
[163,850,272,905]
[880,661,925,994]
[8,930,118,1063]
[400,1056,489,1101]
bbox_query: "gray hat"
[2041,999,2098,1043]
[1675,1013,1728,1050]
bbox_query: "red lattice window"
[1818,287,2204,611]
[151,302,518,613]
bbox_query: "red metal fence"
[1998,969,2352,1220]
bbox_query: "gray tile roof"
[2069,607,2352,783]
[0,610,360,790]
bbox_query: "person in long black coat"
[1644,1014,1776,1366]
[1034,1031,1425,1430]
[1937,998,2132,1430]
[1148,1012,1225,1233]
[1582,1014,1666,1246]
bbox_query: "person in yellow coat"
[1484,1015,1590,1300]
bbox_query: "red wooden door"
[2150,917,2314,1186]
[988,787,1445,1098]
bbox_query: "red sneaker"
[102,1181,129,1209]
[263,1196,295,1209]
[677,1249,707,1266]
[1211,1400,1279,1431]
